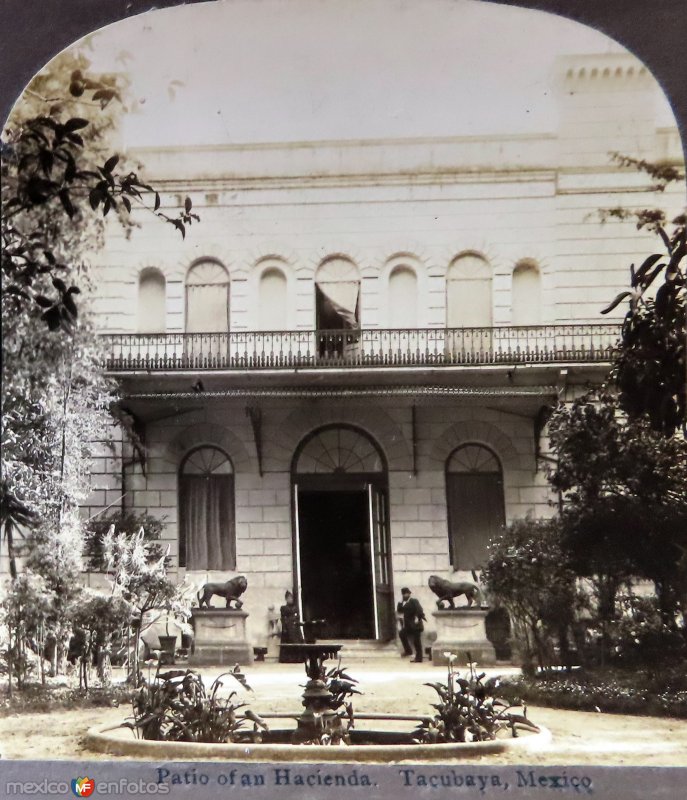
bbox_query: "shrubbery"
[500,665,687,719]
[482,517,587,675]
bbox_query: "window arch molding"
[445,442,505,570]
[185,258,230,334]
[137,266,166,333]
[446,252,493,328]
[380,253,428,328]
[178,444,236,571]
[291,423,387,477]
[511,258,542,326]
[314,256,362,334]
[248,256,295,330]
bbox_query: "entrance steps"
[320,639,401,661]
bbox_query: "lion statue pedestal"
[431,609,496,667]
[189,608,252,666]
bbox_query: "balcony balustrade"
[103,325,619,372]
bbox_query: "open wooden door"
[368,483,395,640]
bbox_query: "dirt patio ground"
[1,661,686,765]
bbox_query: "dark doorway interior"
[298,489,374,639]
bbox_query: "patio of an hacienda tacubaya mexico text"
[1,0,686,765]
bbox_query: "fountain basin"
[85,724,551,762]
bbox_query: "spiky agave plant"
[413,653,539,743]
[125,663,267,743]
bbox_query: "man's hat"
[401,587,411,594]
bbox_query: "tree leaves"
[103,154,119,174]
[601,291,633,315]
[3,67,200,330]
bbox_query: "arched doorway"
[291,425,393,640]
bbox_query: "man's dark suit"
[397,595,426,661]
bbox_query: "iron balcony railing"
[103,324,620,371]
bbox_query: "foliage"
[84,509,166,572]
[70,593,131,690]
[548,389,687,623]
[102,526,180,682]
[126,665,266,743]
[605,594,687,669]
[482,517,585,674]
[413,655,539,743]
[1,573,54,689]
[302,662,360,746]
[600,154,686,437]
[2,52,198,329]
[0,683,130,717]
[499,665,687,719]
[1,49,199,592]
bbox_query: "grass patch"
[500,666,687,719]
[0,682,132,717]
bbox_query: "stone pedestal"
[189,609,253,666]
[431,609,496,666]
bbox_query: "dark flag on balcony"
[316,282,360,329]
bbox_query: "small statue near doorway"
[279,590,304,663]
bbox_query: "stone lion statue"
[197,575,248,609]
[428,574,483,609]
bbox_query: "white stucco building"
[76,48,684,651]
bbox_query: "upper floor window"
[259,267,288,330]
[185,260,229,333]
[137,268,166,333]
[179,445,235,571]
[446,254,492,328]
[512,260,542,326]
[315,258,361,330]
[388,266,418,328]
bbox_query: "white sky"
[57,0,675,147]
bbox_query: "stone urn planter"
[157,635,177,665]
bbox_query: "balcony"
[103,324,619,372]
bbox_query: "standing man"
[397,587,426,662]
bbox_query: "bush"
[70,593,131,689]
[483,517,586,674]
[1,573,55,688]
[0,683,131,717]
[500,665,687,718]
[414,656,539,743]
[85,510,165,571]
[126,666,266,743]
[608,595,687,668]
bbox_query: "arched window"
[137,268,166,333]
[294,426,384,474]
[446,254,492,327]
[512,260,542,326]
[315,258,361,330]
[446,444,505,570]
[179,446,235,571]
[315,258,361,358]
[388,266,418,328]
[259,267,288,330]
[185,260,229,333]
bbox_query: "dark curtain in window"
[180,474,235,570]
[447,473,505,570]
